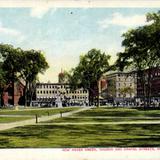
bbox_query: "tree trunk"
[97,81,100,107]
[24,81,28,107]
[147,69,152,108]
[12,80,15,106]
[142,71,147,109]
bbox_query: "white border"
[0,0,160,8]
[0,0,160,159]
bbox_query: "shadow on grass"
[1,123,160,147]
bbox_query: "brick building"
[2,81,25,106]
[137,68,160,102]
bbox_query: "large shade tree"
[0,43,49,106]
[115,11,160,107]
[68,49,112,107]
[0,44,23,105]
[20,49,49,106]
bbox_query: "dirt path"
[38,121,160,125]
[0,107,91,131]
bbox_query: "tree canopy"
[68,49,112,106]
[115,11,160,107]
[116,11,160,71]
[0,43,49,106]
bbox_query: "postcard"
[0,0,160,160]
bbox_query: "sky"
[0,7,159,82]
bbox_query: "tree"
[0,43,49,107]
[119,87,134,98]
[0,44,23,105]
[106,79,116,98]
[68,49,112,107]
[20,49,49,106]
[115,11,160,108]
[0,62,7,106]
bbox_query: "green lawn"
[45,117,160,123]
[0,117,33,123]
[0,124,160,148]
[0,107,160,148]
[74,107,160,117]
[0,107,80,116]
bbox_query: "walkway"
[0,107,91,131]
[38,121,160,125]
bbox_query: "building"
[105,72,137,103]
[137,68,160,103]
[34,83,89,107]
[2,81,25,106]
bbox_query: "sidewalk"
[38,120,160,125]
[0,107,91,131]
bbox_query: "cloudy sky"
[0,7,159,82]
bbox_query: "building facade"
[137,68,160,103]
[106,72,137,103]
[2,81,25,106]
[35,83,89,107]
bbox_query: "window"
[40,91,42,94]
[43,91,45,94]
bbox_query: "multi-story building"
[137,68,160,103]
[105,72,137,103]
[35,83,89,107]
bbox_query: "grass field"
[0,107,80,123]
[74,107,160,117]
[0,117,33,123]
[0,107,80,116]
[0,107,160,148]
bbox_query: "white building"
[106,72,137,102]
[35,83,89,107]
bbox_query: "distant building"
[58,70,68,84]
[34,83,89,107]
[137,68,160,102]
[105,72,137,103]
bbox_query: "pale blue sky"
[0,8,159,82]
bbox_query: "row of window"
[71,95,88,99]
[117,94,133,98]
[37,96,88,100]
[117,83,134,87]
[37,90,88,94]
[117,78,134,82]
[37,85,69,89]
